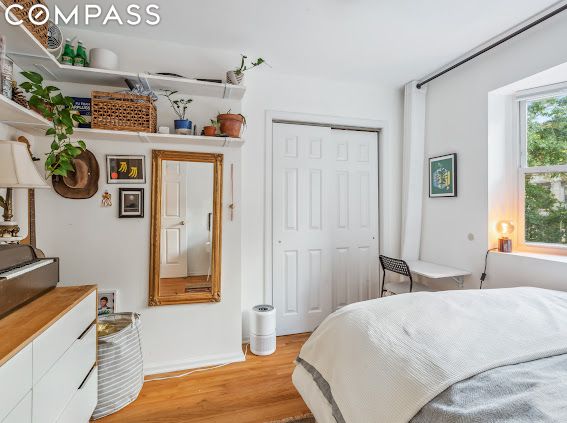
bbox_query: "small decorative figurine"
[101,191,112,207]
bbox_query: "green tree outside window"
[525,95,567,245]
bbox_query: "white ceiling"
[53,0,561,85]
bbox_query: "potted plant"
[217,110,245,138]
[226,55,266,85]
[19,71,86,177]
[161,89,193,134]
[203,119,218,137]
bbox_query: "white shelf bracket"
[452,276,465,289]
[137,73,152,93]
[222,137,229,147]
[138,132,151,143]
[223,84,229,99]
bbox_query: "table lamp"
[0,140,48,239]
[496,220,514,253]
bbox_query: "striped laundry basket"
[92,313,144,420]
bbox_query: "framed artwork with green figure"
[429,153,457,197]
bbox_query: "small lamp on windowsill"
[496,220,515,253]
[0,140,48,240]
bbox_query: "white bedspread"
[297,287,567,423]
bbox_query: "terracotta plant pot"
[203,126,217,136]
[217,114,244,138]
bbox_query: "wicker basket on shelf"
[91,91,157,133]
[1,0,48,47]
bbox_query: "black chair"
[378,255,414,297]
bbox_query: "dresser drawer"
[0,343,32,421]
[33,291,96,384]
[2,392,31,423]
[57,366,98,423]
[33,324,96,423]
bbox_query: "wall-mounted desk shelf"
[406,260,471,288]
[0,4,245,100]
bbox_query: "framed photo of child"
[98,290,118,316]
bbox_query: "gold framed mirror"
[149,150,223,305]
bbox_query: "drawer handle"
[78,322,95,340]
[78,365,96,390]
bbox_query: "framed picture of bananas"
[106,155,146,184]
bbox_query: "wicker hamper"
[1,0,48,47]
[92,313,144,420]
[91,91,157,133]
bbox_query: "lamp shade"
[0,140,48,188]
[496,220,515,237]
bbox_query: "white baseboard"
[143,350,246,376]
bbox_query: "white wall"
[421,12,567,290]
[20,29,403,369]
[67,29,405,328]
[34,139,242,375]
[184,162,214,276]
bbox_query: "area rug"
[266,413,315,423]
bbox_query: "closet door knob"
[180,221,185,226]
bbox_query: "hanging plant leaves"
[20,71,87,178]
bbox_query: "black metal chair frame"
[379,255,413,297]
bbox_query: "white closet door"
[273,123,379,335]
[160,161,188,278]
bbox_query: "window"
[519,93,567,247]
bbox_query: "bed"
[292,287,567,423]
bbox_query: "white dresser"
[0,286,98,423]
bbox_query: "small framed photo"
[429,153,457,198]
[119,188,144,218]
[98,290,117,316]
[106,155,146,184]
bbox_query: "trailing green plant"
[20,71,86,177]
[160,89,193,120]
[210,119,220,130]
[234,55,266,76]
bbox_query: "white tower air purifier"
[250,305,276,356]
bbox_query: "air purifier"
[250,304,276,356]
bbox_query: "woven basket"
[1,0,48,47]
[91,91,157,133]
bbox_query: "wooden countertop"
[0,285,96,366]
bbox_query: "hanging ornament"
[101,191,112,207]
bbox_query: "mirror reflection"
[149,150,223,306]
[159,160,214,295]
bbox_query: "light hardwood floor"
[98,333,311,423]
[159,275,212,295]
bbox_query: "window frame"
[517,88,567,252]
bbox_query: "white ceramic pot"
[226,70,244,85]
[89,48,119,70]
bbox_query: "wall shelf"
[0,94,50,133]
[74,128,245,147]
[0,95,243,147]
[0,5,245,100]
